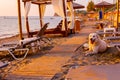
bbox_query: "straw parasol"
[95,1,114,8]
[73,2,85,9]
[95,1,114,19]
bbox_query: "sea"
[0,16,62,39]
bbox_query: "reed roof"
[73,2,85,9]
[95,1,114,8]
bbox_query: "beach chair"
[0,23,49,60]
[103,36,120,40]
[103,34,120,52]
[108,41,120,52]
[0,61,8,79]
[44,20,72,36]
[19,22,50,52]
[96,28,116,37]
[96,27,120,52]
[0,43,29,60]
[0,61,8,69]
[103,28,116,37]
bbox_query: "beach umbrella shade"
[95,1,114,8]
[73,2,85,9]
[95,1,114,19]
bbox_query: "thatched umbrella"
[95,1,114,19]
[95,1,114,8]
[73,2,85,9]
[95,1,114,13]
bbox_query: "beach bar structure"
[17,0,76,39]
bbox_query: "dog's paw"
[85,52,94,56]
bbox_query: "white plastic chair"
[103,28,116,37]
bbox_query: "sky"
[0,0,115,16]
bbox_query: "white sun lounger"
[0,23,49,60]
[0,43,29,60]
[103,36,120,52]
[103,36,120,40]
[19,37,41,53]
[0,61,8,69]
[0,61,9,79]
[108,42,120,52]
[103,28,116,37]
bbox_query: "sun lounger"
[0,43,29,60]
[96,28,120,52]
[108,42,120,52]
[103,28,116,37]
[103,35,120,52]
[0,61,9,79]
[96,31,119,35]
[0,23,49,60]
[44,20,72,36]
[19,22,50,52]
[96,30,120,40]
[0,61,8,69]
[109,42,120,46]
[103,36,120,40]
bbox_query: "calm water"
[0,16,62,39]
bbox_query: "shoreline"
[0,34,19,44]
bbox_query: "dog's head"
[89,33,100,44]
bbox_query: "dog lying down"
[85,33,108,56]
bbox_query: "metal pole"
[17,0,23,40]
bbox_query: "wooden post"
[63,0,68,36]
[17,0,23,40]
[102,7,104,19]
[24,2,30,37]
[38,4,43,28]
[117,0,119,30]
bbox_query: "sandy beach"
[0,19,120,80]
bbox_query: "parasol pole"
[102,0,104,20]
[117,0,119,29]
[17,0,23,40]
[102,6,104,19]
[38,4,43,28]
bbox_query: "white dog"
[86,33,107,56]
